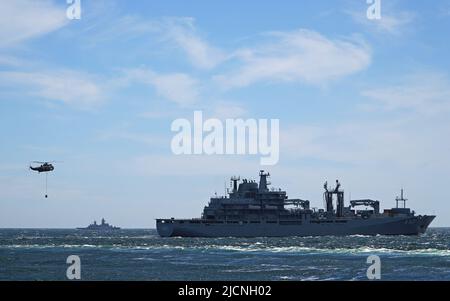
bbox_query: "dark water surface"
[0,228,449,280]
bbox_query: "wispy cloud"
[361,72,450,115]
[214,29,371,89]
[346,9,415,35]
[73,15,372,91]
[0,55,24,67]
[80,14,160,45]
[130,154,260,176]
[0,70,105,109]
[122,68,200,106]
[0,65,200,109]
[164,17,227,69]
[212,101,247,119]
[281,71,450,169]
[81,15,226,70]
[98,130,169,147]
[281,117,450,172]
[0,0,68,48]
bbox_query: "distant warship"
[157,170,435,237]
[77,218,120,230]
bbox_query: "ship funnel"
[230,176,240,192]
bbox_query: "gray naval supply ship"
[156,170,435,237]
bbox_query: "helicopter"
[29,161,55,173]
[29,161,59,198]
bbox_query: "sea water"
[0,228,449,280]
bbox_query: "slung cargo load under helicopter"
[29,161,60,198]
[156,170,435,237]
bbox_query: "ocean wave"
[166,244,450,256]
[2,243,450,256]
[0,243,117,249]
[2,242,450,257]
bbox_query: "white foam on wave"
[3,243,449,257]
[172,244,450,257]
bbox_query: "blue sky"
[1,0,450,227]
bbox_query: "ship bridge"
[202,170,290,220]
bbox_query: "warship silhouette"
[77,218,120,231]
[157,170,435,237]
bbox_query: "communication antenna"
[224,180,227,196]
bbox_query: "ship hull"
[156,215,435,237]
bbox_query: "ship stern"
[156,219,174,237]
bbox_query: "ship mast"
[396,188,408,208]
